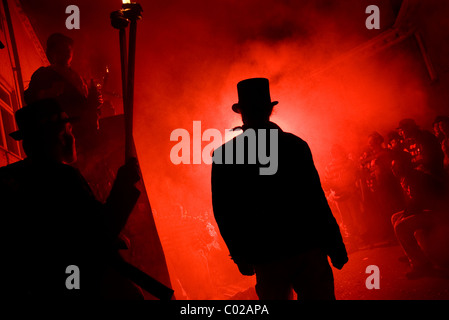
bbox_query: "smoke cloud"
[20,0,449,299]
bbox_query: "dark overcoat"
[212,122,347,265]
[0,158,139,298]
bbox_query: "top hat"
[9,99,77,141]
[232,78,278,113]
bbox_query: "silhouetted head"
[232,78,278,127]
[10,99,77,164]
[46,33,74,67]
[368,131,384,151]
[387,130,402,150]
[397,118,419,140]
[433,115,447,138]
[438,116,449,137]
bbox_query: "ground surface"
[229,244,449,300]
[333,244,449,300]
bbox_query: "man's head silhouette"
[46,33,74,67]
[10,99,77,164]
[397,118,419,140]
[232,78,278,127]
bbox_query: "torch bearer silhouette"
[110,1,174,300]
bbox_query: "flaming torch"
[111,0,142,162]
[110,1,174,300]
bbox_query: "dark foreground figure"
[0,99,141,299]
[212,78,348,300]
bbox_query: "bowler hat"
[232,78,278,113]
[9,99,77,141]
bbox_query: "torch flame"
[122,0,131,4]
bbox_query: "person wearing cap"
[0,99,141,298]
[211,78,347,300]
[397,118,445,178]
[24,33,102,153]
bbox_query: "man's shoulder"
[214,135,237,152]
[212,137,234,165]
[29,66,63,85]
[31,66,57,77]
[0,160,28,177]
[211,129,309,163]
[55,163,86,181]
[213,129,308,148]
[273,130,310,156]
[0,159,81,179]
[280,131,307,145]
[0,160,31,190]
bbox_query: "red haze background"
[18,0,449,299]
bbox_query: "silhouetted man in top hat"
[0,99,141,299]
[211,78,348,300]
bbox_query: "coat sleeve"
[300,141,348,263]
[211,151,246,264]
[70,166,140,244]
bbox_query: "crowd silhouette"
[323,116,449,279]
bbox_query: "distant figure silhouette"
[397,118,445,178]
[0,99,141,299]
[24,33,102,152]
[211,78,348,300]
[324,144,362,249]
[391,155,449,279]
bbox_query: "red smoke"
[19,0,449,299]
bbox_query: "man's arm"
[301,141,348,269]
[211,159,254,276]
[103,158,141,240]
[211,160,235,256]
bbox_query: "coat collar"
[233,121,283,132]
